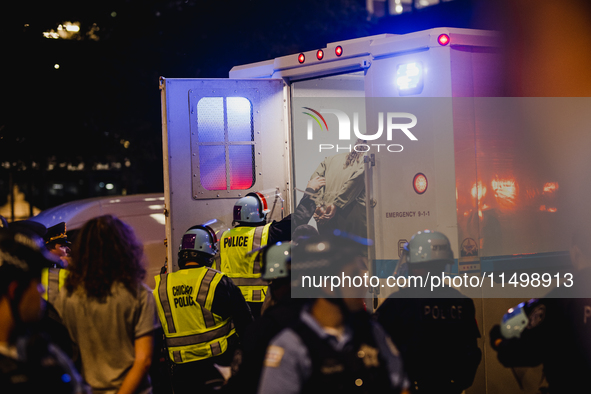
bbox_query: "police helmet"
[500,298,544,339]
[404,229,454,265]
[233,192,268,224]
[500,302,529,339]
[292,224,319,244]
[178,224,220,268]
[258,242,291,281]
[290,232,369,300]
[291,232,367,281]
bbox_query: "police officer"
[6,219,74,359]
[0,228,89,393]
[258,234,409,394]
[376,230,482,394]
[154,221,254,394]
[5,221,67,305]
[226,241,309,393]
[43,222,72,267]
[490,224,591,393]
[219,177,324,317]
[38,222,71,305]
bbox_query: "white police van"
[159,26,586,393]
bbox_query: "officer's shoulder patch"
[264,345,285,368]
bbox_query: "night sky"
[1,0,480,211]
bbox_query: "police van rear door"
[160,78,290,271]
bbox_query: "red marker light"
[316,50,324,60]
[298,53,305,64]
[413,173,428,194]
[255,192,269,211]
[438,34,450,46]
[335,46,343,57]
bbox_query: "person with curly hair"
[53,215,160,394]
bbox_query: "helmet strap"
[178,250,214,269]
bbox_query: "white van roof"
[31,193,165,231]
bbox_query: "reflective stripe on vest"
[41,268,68,305]
[252,226,264,274]
[157,271,176,333]
[165,323,232,347]
[196,269,217,328]
[219,224,271,302]
[153,267,235,364]
[230,278,268,286]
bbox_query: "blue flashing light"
[396,62,424,96]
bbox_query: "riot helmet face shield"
[178,219,229,268]
[233,205,243,223]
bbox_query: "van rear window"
[196,97,255,191]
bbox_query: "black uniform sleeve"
[39,300,76,361]
[490,299,551,368]
[211,276,254,338]
[376,294,482,391]
[268,190,316,244]
[291,190,317,229]
[454,299,482,389]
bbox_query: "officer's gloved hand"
[489,324,503,349]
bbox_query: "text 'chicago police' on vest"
[172,285,196,308]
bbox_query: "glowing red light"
[413,173,428,194]
[255,192,269,211]
[298,53,305,64]
[316,50,324,60]
[543,182,559,194]
[492,178,517,210]
[438,34,450,46]
[335,46,343,57]
[471,181,487,200]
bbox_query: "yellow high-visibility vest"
[153,267,235,364]
[218,224,271,302]
[41,267,68,305]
